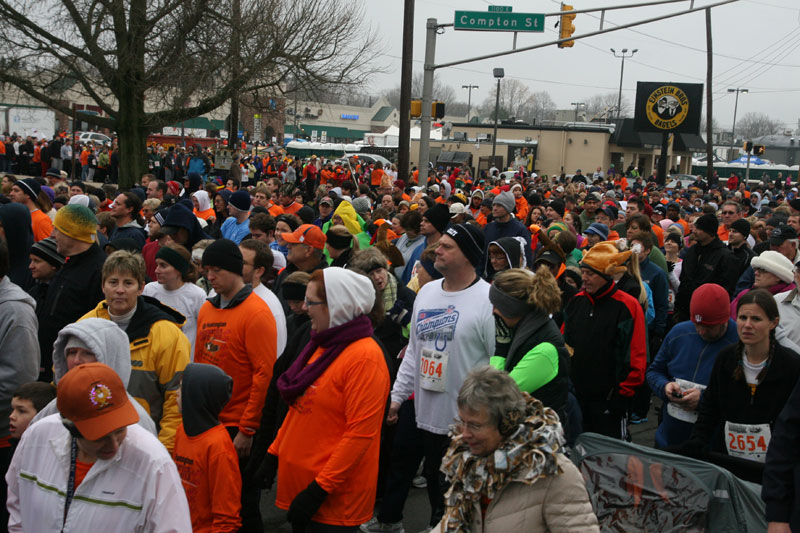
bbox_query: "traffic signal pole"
[417,19,438,183]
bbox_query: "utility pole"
[491,69,503,166]
[417,18,437,180]
[398,0,414,182]
[610,48,637,119]
[728,87,748,158]
[228,0,241,148]
[705,8,715,186]
[462,84,479,122]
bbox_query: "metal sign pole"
[417,18,438,183]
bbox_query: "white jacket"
[7,415,191,532]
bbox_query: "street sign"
[454,10,544,32]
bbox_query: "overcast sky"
[361,0,800,131]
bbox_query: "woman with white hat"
[730,250,795,318]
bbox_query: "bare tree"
[736,112,781,140]
[585,92,631,119]
[0,0,379,187]
[523,91,557,124]
[382,72,458,110]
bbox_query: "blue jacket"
[640,258,669,335]
[646,319,738,448]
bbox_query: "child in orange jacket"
[174,363,242,533]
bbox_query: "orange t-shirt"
[173,424,242,533]
[269,337,389,527]
[281,202,302,215]
[195,292,277,434]
[267,204,284,217]
[74,460,93,489]
[31,209,53,242]
[370,169,385,187]
[194,208,216,221]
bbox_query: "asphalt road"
[260,399,662,532]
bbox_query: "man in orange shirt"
[278,183,302,215]
[195,239,277,532]
[8,178,52,241]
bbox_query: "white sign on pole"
[311,130,318,142]
[320,131,327,143]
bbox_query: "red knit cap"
[690,283,730,325]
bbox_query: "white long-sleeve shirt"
[391,278,495,435]
[7,415,191,532]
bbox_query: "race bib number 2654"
[725,421,771,463]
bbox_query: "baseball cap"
[770,224,798,245]
[282,224,327,249]
[449,203,466,218]
[319,197,333,206]
[57,363,139,441]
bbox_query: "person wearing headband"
[489,267,571,438]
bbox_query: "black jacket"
[503,310,569,427]
[37,243,105,381]
[675,237,739,321]
[729,243,755,280]
[273,258,327,314]
[681,343,800,483]
[762,376,800,529]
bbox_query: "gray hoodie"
[0,276,39,438]
[32,318,157,435]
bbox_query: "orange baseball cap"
[57,363,139,441]
[282,224,327,250]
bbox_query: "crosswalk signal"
[410,100,422,118]
[558,4,576,48]
[432,101,445,119]
[754,144,766,155]
[743,141,754,153]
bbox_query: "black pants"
[377,400,450,527]
[226,426,264,533]
[578,397,629,441]
[0,446,11,533]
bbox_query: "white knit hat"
[751,250,795,284]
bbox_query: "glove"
[252,453,278,491]
[494,314,513,359]
[287,480,327,530]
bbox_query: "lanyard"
[62,438,77,530]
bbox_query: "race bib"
[154,161,160,167]
[666,378,705,423]
[420,348,448,392]
[725,421,771,463]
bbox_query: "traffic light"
[743,141,753,153]
[754,144,766,155]
[410,99,422,118]
[432,101,445,119]
[558,4,576,48]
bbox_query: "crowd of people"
[1,141,800,532]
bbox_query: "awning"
[674,134,706,152]
[437,151,471,164]
[611,118,706,152]
[168,117,226,130]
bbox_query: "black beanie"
[730,218,751,237]
[202,238,243,276]
[424,204,451,234]
[443,223,485,269]
[694,213,719,236]
[549,199,565,218]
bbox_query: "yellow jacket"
[80,296,190,450]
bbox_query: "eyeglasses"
[304,297,326,307]
[452,416,491,433]
[721,211,737,216]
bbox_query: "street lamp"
[728,87,748,154]
[462,84,479,123]
[491,68,504,168]
[611,48,637,120]
[570,101,585,122]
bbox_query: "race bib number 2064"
[420,348,448,392]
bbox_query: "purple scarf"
[278,314,374,405]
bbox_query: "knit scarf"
[278,314,373,405]
[440,394,565,533]
[382,272,398,313]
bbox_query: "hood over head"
[185,172,203,195]
[52,318,131,385]
[162,203,210,250]
[333,201,363,236]
[323,267,375,328]
[0,203,33,289]
[192,190,212,212]
[181,363,232,436]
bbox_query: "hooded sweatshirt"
[0,203,34,290]
[485,236,527,279]
[192,190,216,221]
[81,296,190,450]
[163,203,211,251]
[173,363,241,533]
[31,317,157,435]
[0,276,39,445]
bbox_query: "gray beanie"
[492,191,515,214]
[351,196,372,215]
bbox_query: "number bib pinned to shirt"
[420,348,448,392]
[725,421,771,463]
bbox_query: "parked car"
[666,174,704,190]
[344,153,392,167]
[78,132,112,145]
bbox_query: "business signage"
[633,82,703,133]
[341,114,359,120]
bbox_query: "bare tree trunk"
[705,8,715,186]
[116,91,148,189]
